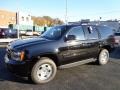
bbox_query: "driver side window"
[67,26,85,40]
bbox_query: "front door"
[59,26,89,65]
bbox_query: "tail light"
[111,37,119,44]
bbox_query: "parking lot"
[0,47,120,90]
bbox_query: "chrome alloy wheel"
[36,64,53,81]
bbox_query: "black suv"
[5,24,114,84]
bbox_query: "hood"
[10,37,53,50]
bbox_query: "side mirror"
[65,35,76,41]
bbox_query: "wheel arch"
[100,45,112,52]
[39,54,59,66]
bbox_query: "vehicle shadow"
[0,65,33,84]
[110,47,120,60]
[0,47,33,84]
[87,48,120,65]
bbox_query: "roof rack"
[68,22,91,25]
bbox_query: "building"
[0,10,34,30]
[15,12,33,30]
[0,10,34,42]
[0,9,16,28]
[16,12,33,26]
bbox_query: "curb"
[0,43,8,48]
[0,45,7,48]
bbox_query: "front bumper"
[5,55,30,77]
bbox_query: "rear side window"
[97,26,113,39]
[84,26,99,40]
[67,26,85,40]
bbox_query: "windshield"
[41,26,66,40]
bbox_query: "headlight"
[7,43,12,50]
[11,51,25,61]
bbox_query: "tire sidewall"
[99,49,109,65]
[31,57,57,84]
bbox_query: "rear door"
[83,26,100,58]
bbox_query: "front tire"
[31,57,57,84]
[98,49,109,65]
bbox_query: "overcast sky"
[0,0,120,22]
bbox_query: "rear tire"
[31,57,57,84]
[98,49,109,65]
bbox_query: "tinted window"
[67,26,85,40]
[27,30,32,32]
[97,26,113,39]
[115,33,120,36]
[84,26,99,39]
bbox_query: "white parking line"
[0,39,17,43]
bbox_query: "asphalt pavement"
[0,47,120,90]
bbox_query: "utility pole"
[17,12,20,39]
[16,1,20,39]
[65,0,68,24]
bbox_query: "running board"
[58,58,96,69]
